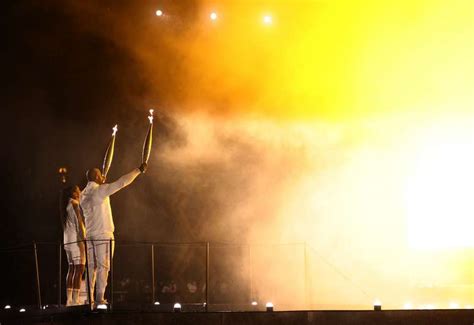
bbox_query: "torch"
[102,124,118,179]
[58,167,68,184]
[142,109,154,165]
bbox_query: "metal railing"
[1,240,314,311]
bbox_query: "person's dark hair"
[60,186,76,229]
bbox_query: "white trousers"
[86,234,114,303]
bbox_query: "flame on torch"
[142,110,154,164]
[148,109,154,124]
[102,124,118,178]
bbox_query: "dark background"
[1,0,202,245]
[1,1,256,306]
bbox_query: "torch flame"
[112,124,118,136]
[148,109,154,124]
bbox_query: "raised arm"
[99,164,147,197]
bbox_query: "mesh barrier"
[2,241,473,311]
[113,243,152,305]
[0,241,366,311]
[153,243,206,305]
[36,243,61,306]
[0,245,37,307]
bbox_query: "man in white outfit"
[80,163,147,306]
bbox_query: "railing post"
[205,242,210,312]
[151,244,155,304]
[33,241,42,309]
[84,240,93,311]
[109,239,114,310]
[58,241,62,307]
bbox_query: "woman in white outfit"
[62,185,86,306]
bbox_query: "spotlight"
[173,303,181,312]
[449,302,459,309]
[155,9,163,17]
[265,302,274,312]
[263,15,272,25]
[96,304,108,310]
[373,299,382,311]
[4,305,11,310]
[19,308,26,313]
[210,12,217,21]
[251,301,258,306]
[154,301,160,306]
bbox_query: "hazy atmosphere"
[1,0,473,309]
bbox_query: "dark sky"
[0,0,199,245]
[1,0,267,248]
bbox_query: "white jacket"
[80,169,141,237]
[64,198,83,244]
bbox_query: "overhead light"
[19,308,26,313]
[4,305,11,310]
[154,301,160,306]
[265,302,274,312]
[251,301,258,306]
[173,303,182,312]
[155,10,163,17]
[210,12,217,21]
[403,302,413,309]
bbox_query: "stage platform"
[1,306,473,325]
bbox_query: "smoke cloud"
[2,0,473,309]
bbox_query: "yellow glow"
[177,0,474,121]
[405,119,474,249]
[263,14,272,25]
[210,12,217,21]
[60,0,474,311]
